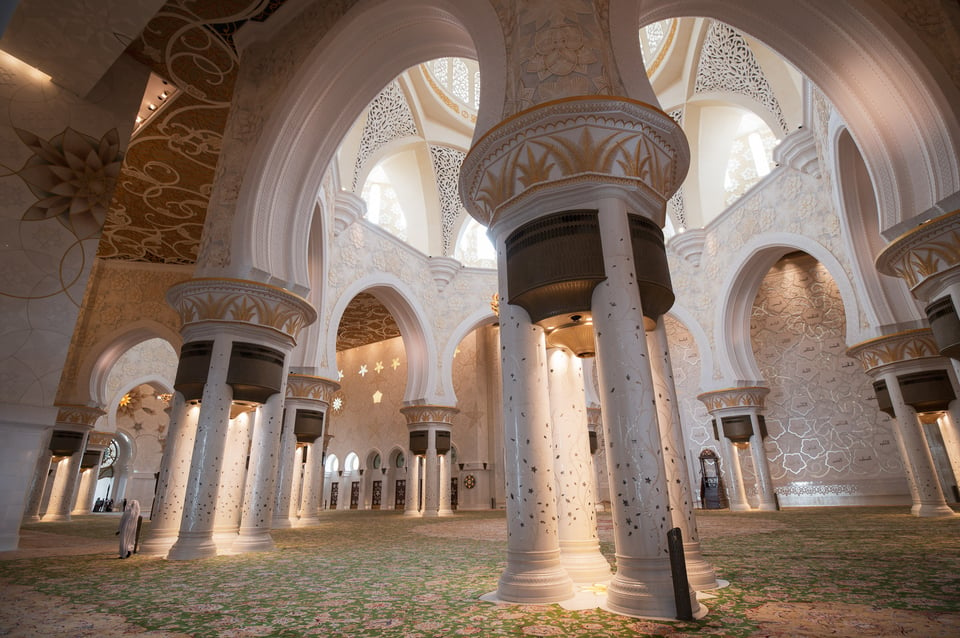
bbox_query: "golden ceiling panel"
[337,292,401,351]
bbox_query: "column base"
[138,531,178,557]
[497,549,575,603]
[23,515,41,523]
[604,556,703,620]
[167,532,219,560]
[233,529,276,553]
[297,516,319,526]
[403,510,421,517]
[682,542,719,591]
[912,502,956,517]
[756,501,779,511]
[42,513,71,522]
[729,503,751,512]
[559,539,613,584]
[438,508,454,517]
[422,510,439,518]
[271,517,294,529]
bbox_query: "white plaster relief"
[428,145,466,256]
[352,82,419,191]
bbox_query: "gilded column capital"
[166,277,317,343]
[876,208,960,297]
[846,328,942,377]
[54,405,106,430]
[696,387,770,415]
[460,96,689,228]
[285,374,340,404]
[399,405,459,427]
[86,431,114,449]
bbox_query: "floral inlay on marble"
[12,127,122,239]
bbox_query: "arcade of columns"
[21,0,960,623]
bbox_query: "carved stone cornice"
[86,431,114,448]
[55,405,106,429]
[285,375,340,404]
[667,228,706,268]
[166,278,317,342]
[460,96,689,228]
[876,208,960,296]
[846,328,942,376]
[399,405,459,427]
[697,387,769,414]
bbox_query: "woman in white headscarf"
[117,499,140,558]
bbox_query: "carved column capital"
[54,405,106,430]
[846,329,943,377]
[697,386,770,415]
[460,96,689,230]
[285,375,340,405]
[876,208,960,299]
[166,277,317,344]
[399,405,459,427]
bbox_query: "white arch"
[221,0,504,295]
[87,324,181,409]
[629,0,960,233]
[715,232,861,383]
[440,305,498,405]
[326,273,439,404]
[665,303,714,391]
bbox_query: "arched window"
[344,452,360,473]
[453,217,496,269]
[325,454,339,474]
[361,165,409,241]
[722,111,778,207]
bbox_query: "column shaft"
[23,447,52,522]
[648,324,717,590]
[884,372,955,517]
[272,407,299,528]
[438,451,454,516]
[289,446,304,518]
[140,393,198,555]
[748,413,777,510]
[423,429,440,517]
[495,288,573,603]
[404,450,420,516]
[722,437,751,511]
[212,409,252,551]
[168,337,234,560]
[547,347,611,584]
[236,391,286,551]
[43,431,89,522]
[593,199,697,618]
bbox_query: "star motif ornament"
[358,364,368,377]
[391,358,400,370]
[374,361,384,374]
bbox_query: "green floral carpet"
[2,507,959,637]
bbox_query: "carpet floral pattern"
[1,507,958,637]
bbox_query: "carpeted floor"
[1,506,959,637]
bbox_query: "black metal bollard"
[667,526,693,621]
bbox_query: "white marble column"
[168,336,235,560]
[236,390,286,551]
[141,395,198,555]
[272,407,299,528]
[494,271,574,603]
[438,451,454,516]
[883,372,955,517]
[298,439,323,524]
[593,199,699,619]
[71,465,99,515]
[647,324,717,591]
[23,443,53,522]
[722,436,751,512]
[404,450,420,517]
[212,408,253,552]
[939,404,960,495]
[43,430,89,522]
[748,412,778,510]
[289,446,304,518]
[423,429,440,517]
[546,347,611,584]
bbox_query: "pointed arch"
[328,274,439,404]
[715,233,860,383]
[222,0,505,295]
